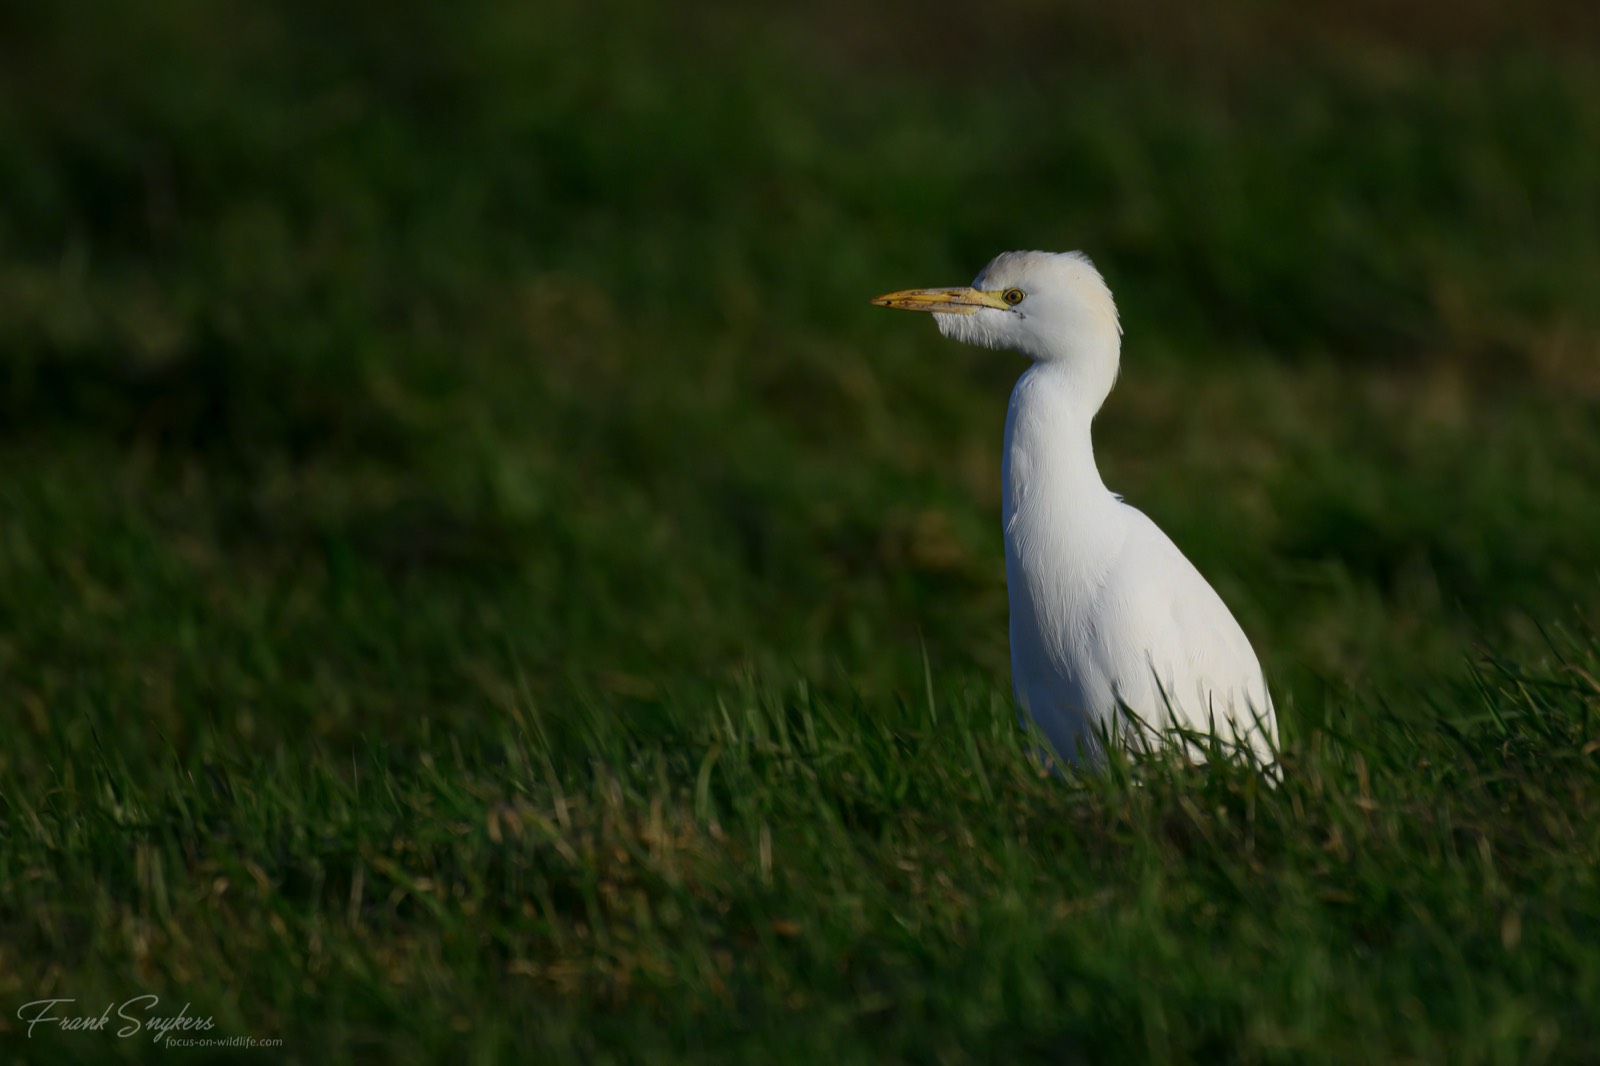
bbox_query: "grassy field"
[3,0,1600,1061]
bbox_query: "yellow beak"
[870,287,1011,315]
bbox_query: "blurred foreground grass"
[2,0,1599,1061]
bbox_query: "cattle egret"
[873,251,1277,769]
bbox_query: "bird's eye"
[1002,288,1025,306]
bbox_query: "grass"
[2,0,1600,1060]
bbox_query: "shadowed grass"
[6,635,1599,1062]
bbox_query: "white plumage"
[874,250,1277,769]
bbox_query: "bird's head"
[873,250,1123,400]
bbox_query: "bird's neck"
[1002,361,1121,541]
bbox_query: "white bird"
[873,250,1277,769]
